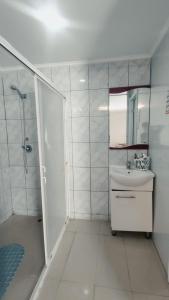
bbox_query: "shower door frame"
[0,35,68,300]
[34,75,67,265]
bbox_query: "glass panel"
[0,45,45,299]
[35,77,66,261]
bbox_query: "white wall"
[150,30,169,274]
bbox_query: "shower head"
[10,85,27,100]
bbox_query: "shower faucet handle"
[22,144,32,153]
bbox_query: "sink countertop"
[109,165,155,187]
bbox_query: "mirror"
[109,87,150,148]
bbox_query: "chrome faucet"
[127,161,131,169]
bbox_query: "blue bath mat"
[0,244,24,299]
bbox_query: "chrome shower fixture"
[10,85,27,99]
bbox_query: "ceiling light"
[36,5,68,32]
[79,79,86,83]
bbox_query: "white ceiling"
[0,0,169,65]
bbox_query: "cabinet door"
[111,191,152,232]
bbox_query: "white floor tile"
[99,221,111,236]
[62,233,99,284]
[3,275,38,300]
[95,236,130,290]
[66,219,101,235]
[66,219,77,232]
[125,236,169,296]
[48,231,75,280]
[36,277,60,300]
[133,292,169,300]
[0,215,45,300]
[95,286,132,300]
[36,220,169,300]
[56,281,93,300]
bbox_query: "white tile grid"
[26,188,42,216]
[0,59,151,220]
[0,167,13,219]
[89,63,109,89]
[0,70,42,219]
[72,63,111,218]
[109,61,129,88]
[70,65,90,218]
[0,120,8,143]
[1,70,41,217]
[109,150,127,166]
[2,70,19,96]
[37,66,52,80]
[4,94,22,120]
[71,90,89,117]
[51,65,70,92]
[0,143,10,168]
[129,59,150,86]
[11,188,27,215]
[89,89,109,117]
[70,64,89,91]
[37,220,169,300]
[69,78,75,218]
[71,78,109,219]
[0,142,13,220]
[0,95,5,119]
[35,60,150,220]
[0,75,3,96]
[17,69,34,94]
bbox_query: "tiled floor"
[0,215,45,300]
[37,219,169,300]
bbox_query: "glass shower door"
[34,76,66,263]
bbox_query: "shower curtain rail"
[0,35,65,100]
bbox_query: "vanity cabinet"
[110,190,152,233]
[109,166,154,236]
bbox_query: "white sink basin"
[110,165,155,187]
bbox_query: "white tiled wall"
[0,73,12,223]
[0,58,150,223]
[39,58,150,220]
[0,68,41,222]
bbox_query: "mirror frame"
[109,85,151,150]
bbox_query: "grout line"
[93,284,96,300]
[70,87,108,92]
[151,239,169,281]
[69,65,76,219]
[87,63,92,220]
[122,235,133,293]
[94,283,132,294]
[59,231,77,281]
[72,166,108,169]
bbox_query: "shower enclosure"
[0,38,67,300]
[35,77,66,263]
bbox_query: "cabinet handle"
[116,195,136,199]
